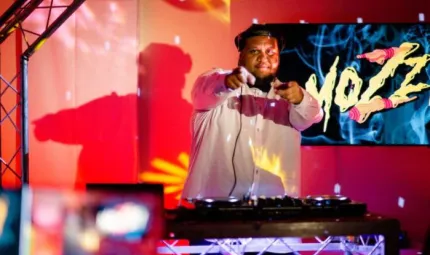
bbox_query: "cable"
[228,85,243,197]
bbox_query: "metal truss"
[158,235,386,255]
[0,0,86,187]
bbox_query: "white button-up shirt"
[181,68,323,199]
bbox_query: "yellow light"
[140,152,189,202]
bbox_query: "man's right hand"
[225,66,256,89]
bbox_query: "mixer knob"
[274,196,284,207]
[292,198,303,206]
[257,196,267,207]
[264,197,275,207]
[281,195,294,206]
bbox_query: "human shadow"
[33,43,193,190]
[138,43,193,170]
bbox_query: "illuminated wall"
[27,0,139,188]
[0,0,429,244]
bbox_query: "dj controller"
[169,195,367,221]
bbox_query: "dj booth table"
[160,213,401,255]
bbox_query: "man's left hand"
[274,81,304,105]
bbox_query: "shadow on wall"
[33,43,193,197]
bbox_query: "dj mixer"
[169,195,367,221]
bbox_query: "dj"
[181,24,323,201]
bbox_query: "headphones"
[234,24,286,52]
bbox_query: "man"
[182,24,323,201]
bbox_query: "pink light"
[109,2,118,12]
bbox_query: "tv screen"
[19,185,164,255]
[0,189,21,254]
[271,23,430,145]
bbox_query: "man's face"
[239,35,280,80]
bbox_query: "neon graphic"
[306,42,430,126]
[277,24,430,145]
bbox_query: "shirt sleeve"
[289,88,324,131]
[191,69,233,110]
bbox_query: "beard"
[252,74,276,93]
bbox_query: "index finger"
[287,81,299,87]
[236,66,247,74]
[237,66,255,85]
[274,83,288,90]
[356,53,367,59]
[275,81,297,90]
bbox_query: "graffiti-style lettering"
[305,57,339,132]
[305,42,430,131]
[335,67,363,112]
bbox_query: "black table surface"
[165,213,400,240]
[163,207,402,255]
